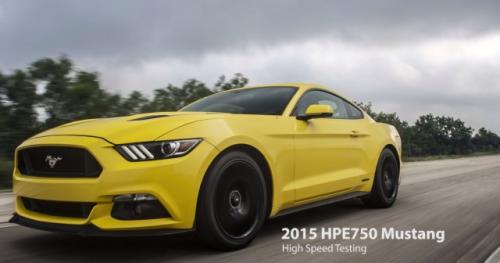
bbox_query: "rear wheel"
[196,151,267,250]
[362,149,400,208]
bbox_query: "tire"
[196,150,268,250]
[362,148,400,208]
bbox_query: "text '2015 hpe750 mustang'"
[10,83,401,250]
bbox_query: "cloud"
[1,0,500,132]
[2,0,500,67]
[93,33,500,132]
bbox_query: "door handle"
[350,130,360,138]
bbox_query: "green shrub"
[0,157,13,188]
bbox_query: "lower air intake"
[21,197,96,219]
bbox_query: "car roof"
[244,83,337,93]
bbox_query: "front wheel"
[196,151,268,250]
[362,148,400,208]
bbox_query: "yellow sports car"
[10,83,401,250]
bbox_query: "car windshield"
[180,86,297,115]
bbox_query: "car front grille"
[17,146,102,178]
[21,197,96,219]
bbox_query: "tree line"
[356,102,500,157]
[1,56,499,186]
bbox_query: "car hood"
[32,112,226,144]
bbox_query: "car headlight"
[116,139,202,161]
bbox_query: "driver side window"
[294,90,349,119]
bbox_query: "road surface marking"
[486,246,500,263]
[0,198,14,206]
[0,223,16,228]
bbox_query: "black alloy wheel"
[381,157,398,199]
[196,150,267,250]
[362,148,400,208]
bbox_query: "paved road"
[0,192,14,223]
[1,155,500,263]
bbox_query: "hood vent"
[129,115,169,121]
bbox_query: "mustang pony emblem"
[45,155,63,168]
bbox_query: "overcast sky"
[1,0,500,132]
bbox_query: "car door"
[293,90,370,202]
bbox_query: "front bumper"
[12,135,218,232]
[9,213,193,236]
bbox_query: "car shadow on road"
[9,199,366,262]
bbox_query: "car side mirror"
[296,104,334,121]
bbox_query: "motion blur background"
[1,0,500,187]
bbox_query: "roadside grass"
[403,151,500,162]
